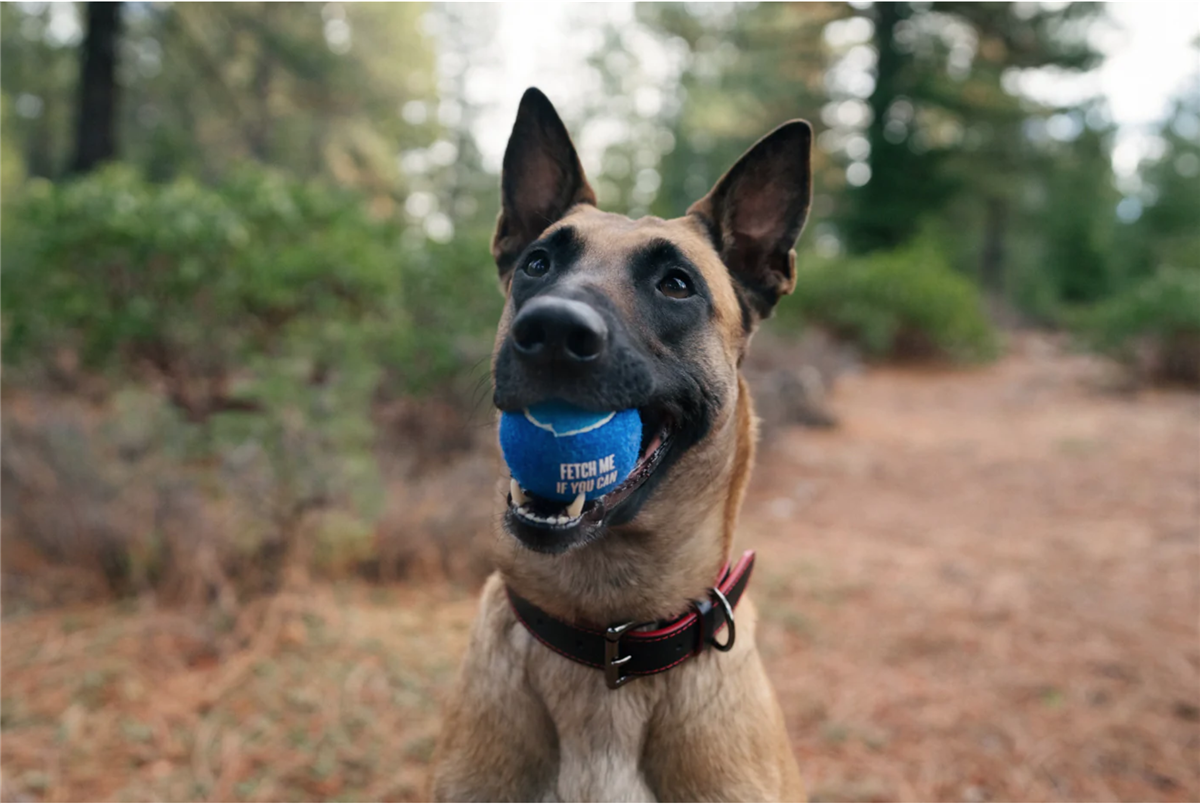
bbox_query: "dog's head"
[492,88,812,556]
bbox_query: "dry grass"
[746,334,1199,801]
[1,585,477,801]
[3,334,1197,801]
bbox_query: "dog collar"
[506,550,756,689]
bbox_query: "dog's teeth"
[510,479,528,506]
[566,492,586,519]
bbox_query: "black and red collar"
[507,550,756,689]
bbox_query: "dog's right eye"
[524,252,550,278]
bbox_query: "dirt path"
[2,336,1196,801]
[744,335,1199,801]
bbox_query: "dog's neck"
[496,376,757,627]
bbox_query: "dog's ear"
[688,120,813,323]
[492,88,596,278]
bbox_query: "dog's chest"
[522,629,661,802]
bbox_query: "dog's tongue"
[641,430,663,460]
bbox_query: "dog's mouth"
[504,405,675,553]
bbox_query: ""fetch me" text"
[556,454,618,496]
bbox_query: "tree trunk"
[843,2,913,253]
[70,2,122,174]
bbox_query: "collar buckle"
[604,621,636,689]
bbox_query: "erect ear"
[492,88,596,278]
[688,120,813,323]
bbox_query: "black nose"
[511,297,608,364]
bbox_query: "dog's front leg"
[430,574,558,802]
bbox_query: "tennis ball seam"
[524,409,616,437]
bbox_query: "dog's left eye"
[657,271,694,299]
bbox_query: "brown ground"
[3,335,1197,802]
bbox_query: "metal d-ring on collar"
[707,586,737,652]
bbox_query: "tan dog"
[431,88,812,802]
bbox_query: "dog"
[430,87,812,802]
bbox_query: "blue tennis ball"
[500,401,642,503]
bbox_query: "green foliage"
[3,165,403,373]
[784,241,999,363]
[1068,268,1200,368]
[1,3,439,188]
[1036,128,1122,304]
[0,4,79,178]
[1121,96,1200,280]
[3,166,502,393]
[1,93,26,195]
[2,166,505,594]
[376,227,502,396]
[835,3,1103,257]
[643,3,839,220]
[3,168,385,577]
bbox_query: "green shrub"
[1068,268,1200,386]
[783,241,999,363]
[4,166,398,376]
[2,165,501,396]
[1,166,504,599]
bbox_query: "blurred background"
[1,2,1197,801]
